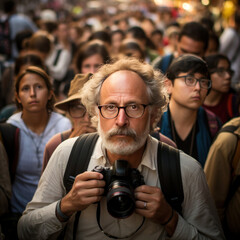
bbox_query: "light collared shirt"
[18,135,225,240]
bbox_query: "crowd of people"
[0,0,240,239]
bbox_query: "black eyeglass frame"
[98,104,151,119]
[175,75,212,89]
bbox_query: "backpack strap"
[160,54,174,73]
[63,132,99,193]
[227,93,239,119]
[204,108,221,139]
[157,142,184,215]
[61,133,99,240]
[0,123,19,183]
[214,125,238,141]
[53,49,63,66]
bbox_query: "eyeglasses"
[98,103,151,119]
[69,104,86,118]
[175,75,211,89]
[210,67,234,77]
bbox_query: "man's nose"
[116,108,129,127]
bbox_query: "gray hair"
[80,58,168,129]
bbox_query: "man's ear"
[164,78,173,95]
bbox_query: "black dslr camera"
[92,159,145,219]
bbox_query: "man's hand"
[134,185,178,236]
[69,121,96,138]
[60,171,105,218]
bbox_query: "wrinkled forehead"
[100,70,149,104]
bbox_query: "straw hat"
[54,73,92,112]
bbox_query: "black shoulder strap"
[0,122,17,153]
[0,123,19,182]
[63,132,99,193]
[53,49,62,66]
[157,142,184,215]
[216,125,238,137]
[61,132,99,240]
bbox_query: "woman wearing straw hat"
[42,73,96,172]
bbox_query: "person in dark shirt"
[158,54,221,167]
[203,53,239,124]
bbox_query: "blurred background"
[0,0,238,34]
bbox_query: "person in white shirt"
[18,58,224,240]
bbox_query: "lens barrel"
[106,180,135,218]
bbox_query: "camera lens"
[106,180,135,219]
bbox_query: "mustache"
[107,127,137,140]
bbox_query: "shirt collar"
[91,135,158,171]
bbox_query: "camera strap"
[96,202,145,239]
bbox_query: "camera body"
[92,159,145,219]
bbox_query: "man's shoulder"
[220,117,240,137]
[56,136,78,150]
[45,132,62,149]
[221,27,237,38]
[224,116,240,127]
[179,151,203,177]
[47,137,78,169]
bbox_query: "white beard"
[98,118,150,155]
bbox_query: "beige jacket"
[205,117,240,236]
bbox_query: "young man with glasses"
[203,53,239,124]
[41,73,96,172]
[158,54,221,167]
[18,58,224,240]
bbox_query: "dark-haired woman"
[6,66,71,214]
[203,53,239,124]
[63,39,111,95]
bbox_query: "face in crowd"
[68,99,91,126]
[15,66,54,112]
[177,35,205,57]
[166,54,211,111]
[98,70,153,155]
[168,73,210,111]
[209,58,233,94]
[80,58,168,156]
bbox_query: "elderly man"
[18,58,224,239]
